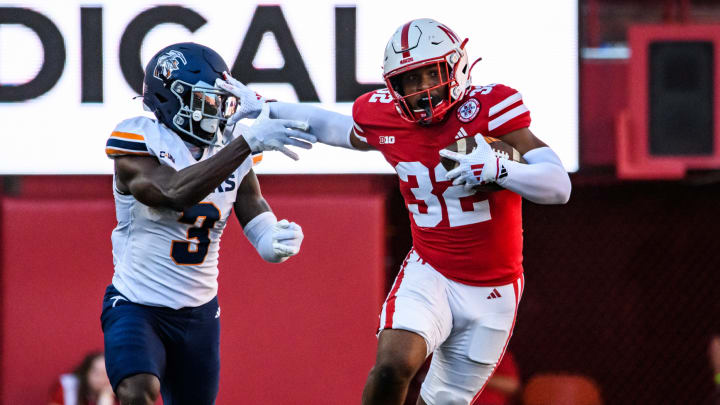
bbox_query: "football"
[440,135,526,192]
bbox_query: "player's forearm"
[497,147,571,204]
[158,138,251,210]
[269,102,355,149]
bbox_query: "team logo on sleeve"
[153,50,187,81]
[457,99,481,123]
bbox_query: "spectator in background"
[709,335,720,405]
[48,351,116,405]
[474,352,521,405]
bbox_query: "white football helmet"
[383,18,474,124]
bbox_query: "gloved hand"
[215,72,265,123]
[240,103,316,160]
[271,219,303,258]
[439,134,504,191]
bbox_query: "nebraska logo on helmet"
[153,50,187,81]
[457,99,480,123]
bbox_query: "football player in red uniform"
[218,18,571,405]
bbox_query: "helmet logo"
[153,50,187,82]
[457,99,480,123]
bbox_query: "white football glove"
[239,103,316,160]
[439,134,505,191]
[270,219,304,258]
[215,72,265,123]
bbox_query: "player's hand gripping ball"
[440,135,525,192]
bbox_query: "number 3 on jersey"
[395,162,491,227]
[171,202,221,265]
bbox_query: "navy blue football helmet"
[142,42,237,147]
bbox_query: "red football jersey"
[352,84,531,286]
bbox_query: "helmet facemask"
[382,19,472,125]
[169,80,237,147]
[387,60,454,125]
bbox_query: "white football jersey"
[105,116,253,309]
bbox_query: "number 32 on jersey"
[396,161,491,227]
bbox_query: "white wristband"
[497,147,571,204]
[243,211,286,263]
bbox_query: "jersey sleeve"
[105,117,156,159]
[351,93,373,146]
[352,89,395,148]
[484,84,532,137]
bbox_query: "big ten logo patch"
[379,136,395,144]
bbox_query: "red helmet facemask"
[385,59,456,125]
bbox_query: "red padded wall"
[0,198,115,404]
[0,176,387,404]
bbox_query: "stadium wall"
[0,175,389,405]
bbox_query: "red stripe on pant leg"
[382,253,411,330]
[470,275,524,405]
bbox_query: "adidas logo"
[498,164,508,179]
[455,127,468,139]
[486,288,502,299]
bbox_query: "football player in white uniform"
[100,42,315,405]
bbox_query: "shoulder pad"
[105,116,159,159]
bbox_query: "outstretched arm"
[115,137,252,211]
[216,74,373,151]
[115,104,316,211]
[270,102,374,151]
[234,170,304,263]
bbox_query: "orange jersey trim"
[110,131,145,141]
[105,148,152,156]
